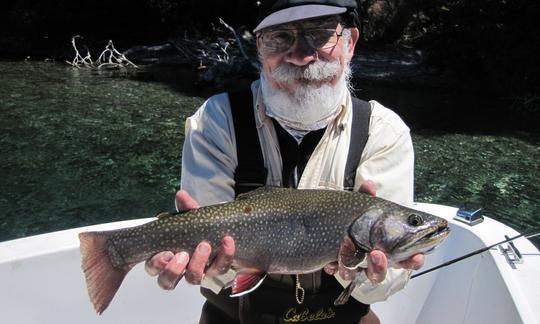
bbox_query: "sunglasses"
[258,26,344,54]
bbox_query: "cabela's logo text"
[283,307,336,322]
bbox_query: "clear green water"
[414,133,539,240]
[0,62,203,238]
[1,62,539,248]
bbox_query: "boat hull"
[0,219,204,324]
[1,204,539,323]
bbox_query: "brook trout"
[79,187,449,314]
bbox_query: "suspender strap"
[344,98,372,191]
[229,90,370,194]
[228,90,268,196]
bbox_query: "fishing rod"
[411,229,540,279]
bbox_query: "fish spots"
[103,188,444,283]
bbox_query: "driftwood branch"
[66,36,137,69]
[96,40,138,69]
[218,18,259,70]
[167,18,260,81]
[66,35,93,67]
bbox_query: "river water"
[1,61,539,248]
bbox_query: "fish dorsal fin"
[236,186,288,201]
[338,237,367,270]
[230,272,267,297]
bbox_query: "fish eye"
[408,214,424,226]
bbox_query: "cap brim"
[254,4,347,32]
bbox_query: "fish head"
[348,202,450,264]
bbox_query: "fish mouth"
[415,224,450,249]
[396,223,450,257]
[425,224,450,241]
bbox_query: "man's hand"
[324,247,424,283]
[324,180,425,283]
[144,191,236,290]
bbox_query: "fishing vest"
[200,89,372,324]
[231,89,372,194]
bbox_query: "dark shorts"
[199,272,370,324]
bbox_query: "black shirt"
[272,118,326,188]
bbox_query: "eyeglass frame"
[256,18,347,55]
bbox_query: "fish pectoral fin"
[334,280,357,305]
[339,237,367,270]
[230,272,267,297]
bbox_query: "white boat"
[1,203,539,324]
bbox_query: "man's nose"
[285,35,317,66]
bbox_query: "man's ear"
[255,33,262,51]
[346,27,360,60]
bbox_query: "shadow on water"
[0,60,539,248]
[128,48,540,136]
[354,79,539,136]
[127,63,258,99]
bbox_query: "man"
[146,1,424,323]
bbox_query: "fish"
[79,187,450,314]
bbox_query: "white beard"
[260,61,349,132]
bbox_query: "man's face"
[256,16,359,93]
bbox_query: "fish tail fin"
[79,231,131,314]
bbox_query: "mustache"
[271,60,342,84]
